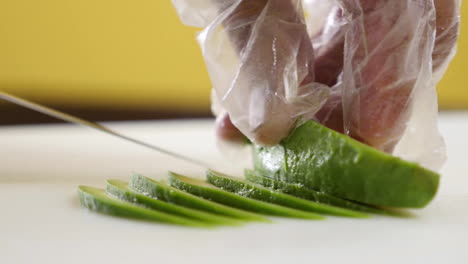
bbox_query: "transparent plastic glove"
[311,0,460,170]
[175,0,330,145]
[171,0,460,170]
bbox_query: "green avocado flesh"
[244,169,393,215]
[128,174,269,222]
[206,170,367,218]
[78,186,209,227]
[105,180,243,226]
[253,120,440,208]
[169,172,324,220]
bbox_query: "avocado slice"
[128,174,269,222]
[253,120,440,208]
[105,179,243,226]
[244,169,394,215]
[207,170,368,218]
[78,185,210,227]
[168,172,324,220]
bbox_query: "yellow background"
[0,0,466,112]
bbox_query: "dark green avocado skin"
[253,120,440,208]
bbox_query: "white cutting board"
[1,114,467,264]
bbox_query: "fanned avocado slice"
[105,179,243,226]
[168,172,324,220]
[207,170,368,218]
[78,185,210,227]
[253,120,440,208]
[244,169,395,216]
[128,174,269,222]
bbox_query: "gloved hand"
[172,0,460,169]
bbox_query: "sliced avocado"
[253,120,440,208]
[78,185,210,227]
[168,172,324,220]
[105,179,243,226]
[128,174,269,222]
[207,170,368,218]
[244,169,394,215]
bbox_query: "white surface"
[1,114,467,264]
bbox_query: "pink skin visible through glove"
[217,0,458,152]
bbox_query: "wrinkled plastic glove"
[172,0,460,170]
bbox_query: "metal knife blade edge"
[0,91,210,168]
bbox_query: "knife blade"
[0,91,210,168]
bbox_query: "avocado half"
[253,120,440,208]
